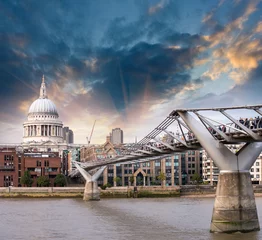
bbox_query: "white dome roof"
[28,98,58,116]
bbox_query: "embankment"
[0,185,262,198]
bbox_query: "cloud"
[185,63,262,109]
[254,21,262,33]
[200,0,262,84]
[0,0,261,143]
[148,0,168,15]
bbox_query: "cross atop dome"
[39,75,47,99]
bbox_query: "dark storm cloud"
[0,0,213,120]
[84,39,206,112]
[102,0,181,48]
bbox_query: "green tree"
[157,172,166,187]
[54,174,66,187]
[113,177,121,186]
[129,176,134,186]
[137,176,143,186]
[21,170,33,187]
[37,176,50,187]
[192,173,202,185]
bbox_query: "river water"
[1,197,262,240]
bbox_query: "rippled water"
[1,197,262,240]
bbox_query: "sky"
[0,0,262,144]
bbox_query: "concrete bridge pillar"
[210,171,260,233]
[84,181,100,201]
[178,111,262,233]
[211,171,259,233]
[74,162,106,201]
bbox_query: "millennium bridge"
[70,104,262,233]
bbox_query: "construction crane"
[87,120,96,146]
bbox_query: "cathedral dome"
[23,75,63,144]
[28,98,58,116]
[27,75,59,117]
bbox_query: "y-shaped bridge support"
[74,163,106,201]
[178,111,262,233]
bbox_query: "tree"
[157,172,166,187]
[113,177,121,186]
[21,170,33,187]
[37,176,50,187]
[137,176,143,186]
[129,176,134,186]
[192,173,202,185]
[54,174,66,187]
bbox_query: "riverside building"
[0,147,61,187]
[202,146,262,185]
[80,136,202,186]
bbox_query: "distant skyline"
[0,0,262,144]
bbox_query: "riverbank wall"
[0,185,262,198]
[0,187,84,198]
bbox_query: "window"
[36,160,41,167]
[191,157,195,162]
[256,168,260,172]
[256,174,260,179]
[155,161,160,167]
[192,164,195,168]
[251,168,254,172]
[166,161,171,166]
[188,157,191,161]
[256,162,259,166]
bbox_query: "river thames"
[1,197,262,240]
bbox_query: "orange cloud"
[254,21,262,33]
[200,1,261,84]
[18,97,36,114]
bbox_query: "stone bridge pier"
[179,111,262,233]
[74,162,106,200]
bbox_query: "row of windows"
[251,174,260,179]
[33,115,57,119]
[4,155,14,161]
[251,168,260,172]
[36,160,50,167]
[188,151,196,155]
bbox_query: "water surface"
[1,197,262,240]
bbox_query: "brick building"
[24,152,61,187]
[0,147,61,187]
[0,147,22,187]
